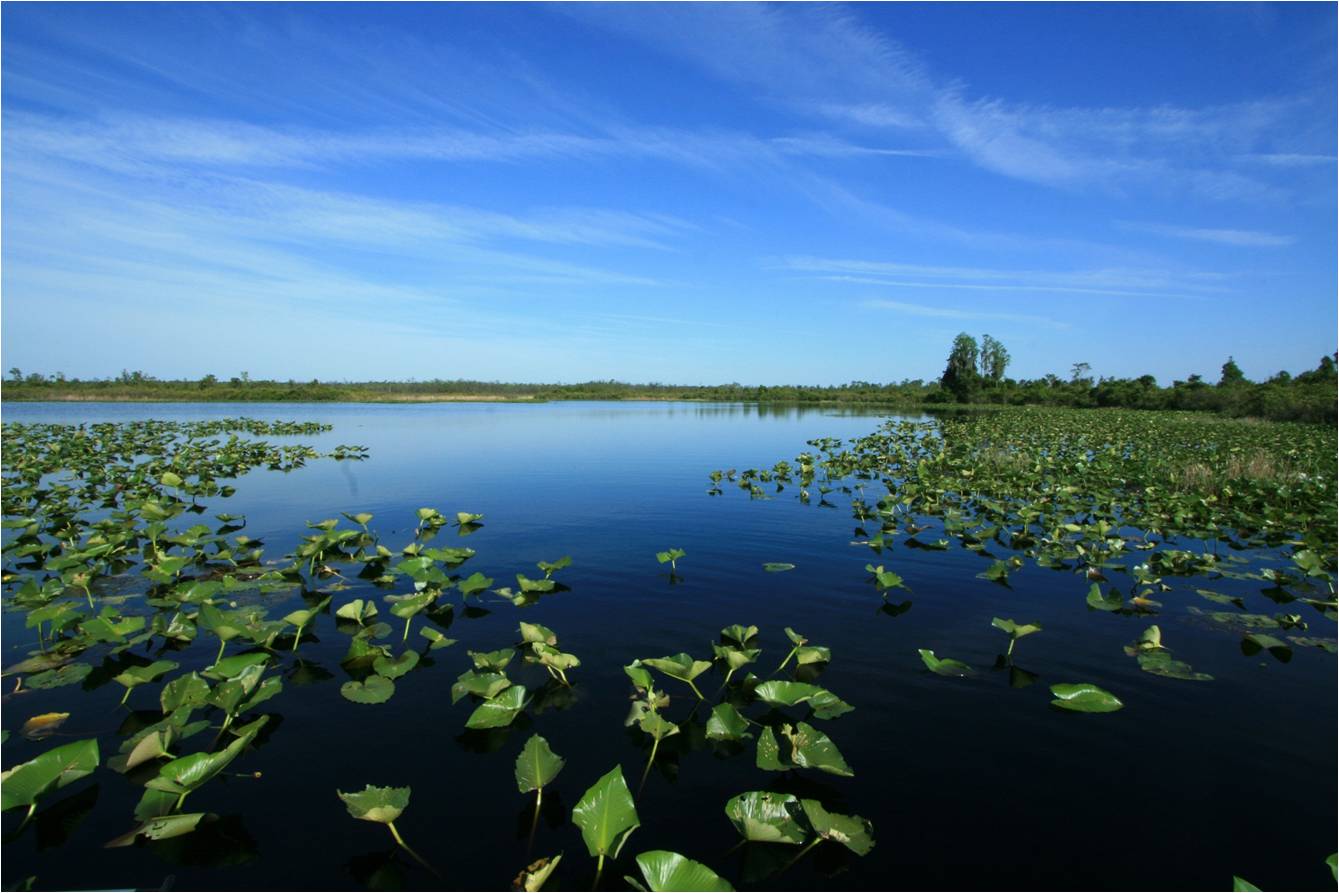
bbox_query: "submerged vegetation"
[0,407,1333,890]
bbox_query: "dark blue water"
[2,402,1335,891]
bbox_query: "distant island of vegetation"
[3,332,1334,424]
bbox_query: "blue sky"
[2,2,1335,385]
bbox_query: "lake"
[2,401,1335,891]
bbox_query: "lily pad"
[723,791,806,844]
[629,850,734,892]
[918,649,975,677]
[340,675,395,704]
[1049,682,1123,713]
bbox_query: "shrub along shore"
[3,363,1334,425]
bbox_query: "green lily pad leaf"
[452,670,512,704]
[723,791,806,844]
[786,722,853,777]
[721,625,759,646]
[1049,683,1124,713]
[336,599,379,623]
[0,738,100,811]
[372,651,419,680]
[572,765,640,859]
[386,591,436,620]
[420,627,456,650]
[106,812,210,848]
[338,784,409,824]
[705,703,753,742]
[113,660,179,691]
[340,675,395,704]
[755,726,791,772]
[24,663,92,689]
[642,653,712,697]
[631,851,734,892]
[917,649,975,677]
[1232,878,1261,892]
[991,617,1042,639]
[465,684,528,729]
[204,652,270,680]
[865,564,907,590]
[1086,583,1124,612]
[624,661,654,693]
[519,622,559,646]
[517,574,555,594]
[1326,853,1336,881]
[752,681,854,719]
[515,734,565,794]
[762,563,795,573]
[1196,589,1246,610]
[1241,634,1292,662]
[1136,651,1213,681]
[458,572,494,598]
[469,648,516,672]
[161,672,212,712]
[637,711,679,743]
[146,720,264,797]
[799,799,876,855]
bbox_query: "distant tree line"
[3,336,1334,424]
[930,332,1336,423]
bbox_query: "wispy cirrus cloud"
[860,299,1069,330]
[779,255,1227,299]
[570,3,1330,202]
[1117,221,1294,248]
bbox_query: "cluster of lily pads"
[710,409,1337,676]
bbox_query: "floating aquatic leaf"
[705,703,753,742]
[762,563,795,573]
[470,648,516,672]
[756,722,853,777]
[1241,634,1292,662]
[723,791,806,844]
[1136,651,1213,681]
[340,675,395,704]
[642,653,712,700]
[113,660,180,703]
[0,739,99,816]
[1049,683,1123,713]
[420,627,456,650]
[465,684,528,729]
[752,680,853,719]
[373,650,419,680]
[629,850,735,892]
[339,784,409,824]
[655,549,685,570]
[798,799,876,856]
[452,669,512,704]
[1232,878,1261,892]
[23,663,92,690]
[106,812,210,848]
[458,571,494,598]
[918,649,975,677]
[572,765,640,882]
[1085,583,1124,612]
[515,734,564,795]
[336,599,379,624]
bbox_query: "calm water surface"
[2,402,1335,891]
